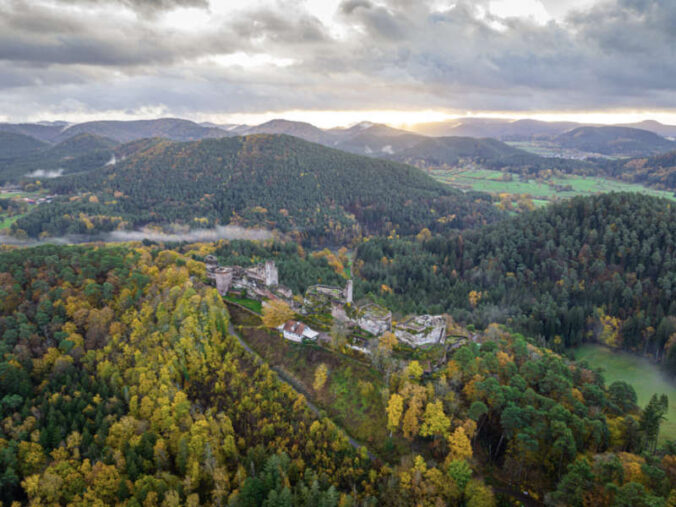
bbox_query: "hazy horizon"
[5,112,676,132]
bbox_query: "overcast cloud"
[0,0,674,123]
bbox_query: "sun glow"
[213,110,456,129]
[21,108,676,130]
[210,109,676,129]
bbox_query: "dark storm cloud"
[0,0,674,120]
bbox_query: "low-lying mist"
[25,169,64,178]
[0,225,274,247]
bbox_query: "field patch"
[576,344,676,442]
[431,168,676,205]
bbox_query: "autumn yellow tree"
[402,396,423,440]
[419,400,450,438]
[465,479,496,507]
[386,393,404,435]
[416,227,432,243]
[313,363,329,392]
[468,290,482,309]
[262,299,294,328]
[447,426,473,462]
[406,360,423,381]
[378,331,398,353]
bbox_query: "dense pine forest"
[11,135,500,243]
[355,193,676,369]
[1,242,675,505]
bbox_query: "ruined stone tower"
[214,268,234,295]
[204,255,219,279]
[265,260,278,287]
[345,279,353,304]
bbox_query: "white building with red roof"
[278,320,319,343]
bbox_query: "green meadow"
[431,168,676,204]
[0,214,23,230]
[576,344,676,442]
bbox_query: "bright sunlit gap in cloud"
[201,53,297,69]
[488,0,552,24]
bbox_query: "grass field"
[0,214,23,230]
[575,344,676,442]
[222,294,262,314]
[432,168,676,204]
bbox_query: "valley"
[5,0,676,503]
[0,120,675,506]
[431,167,676,208]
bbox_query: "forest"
[10,135,501,243]
[354,193,676,371]
[0,244,382,505]
[598,151,676,192]
[0,241,674,505]
[0,133,117,184]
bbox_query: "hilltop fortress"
[205,255,446,347]
[205,255,292,301]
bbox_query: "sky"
[1,0,675,127]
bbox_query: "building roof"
[279,320,319,339]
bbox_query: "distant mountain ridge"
[55,118,229,143]
[411,117,676,141]
[412,118,580,140]
[226,120,553,169]
[0,118,566,180]
[2,117,676,186]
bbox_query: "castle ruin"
[206,257,287,300]
[394,315,447,347]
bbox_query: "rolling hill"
[411,117,580,140]
[0,123,65,143]
[0,132,49,161]
[412,117,676,143]
[604,149,676,191]
[0,133,118,183]
[55,118,228,143]
[553,126,675,156]
[231,119,567,170]
[14,134,501,241]
[383,135,534,167]
[241,119,327,144]
[618,120,676,139]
